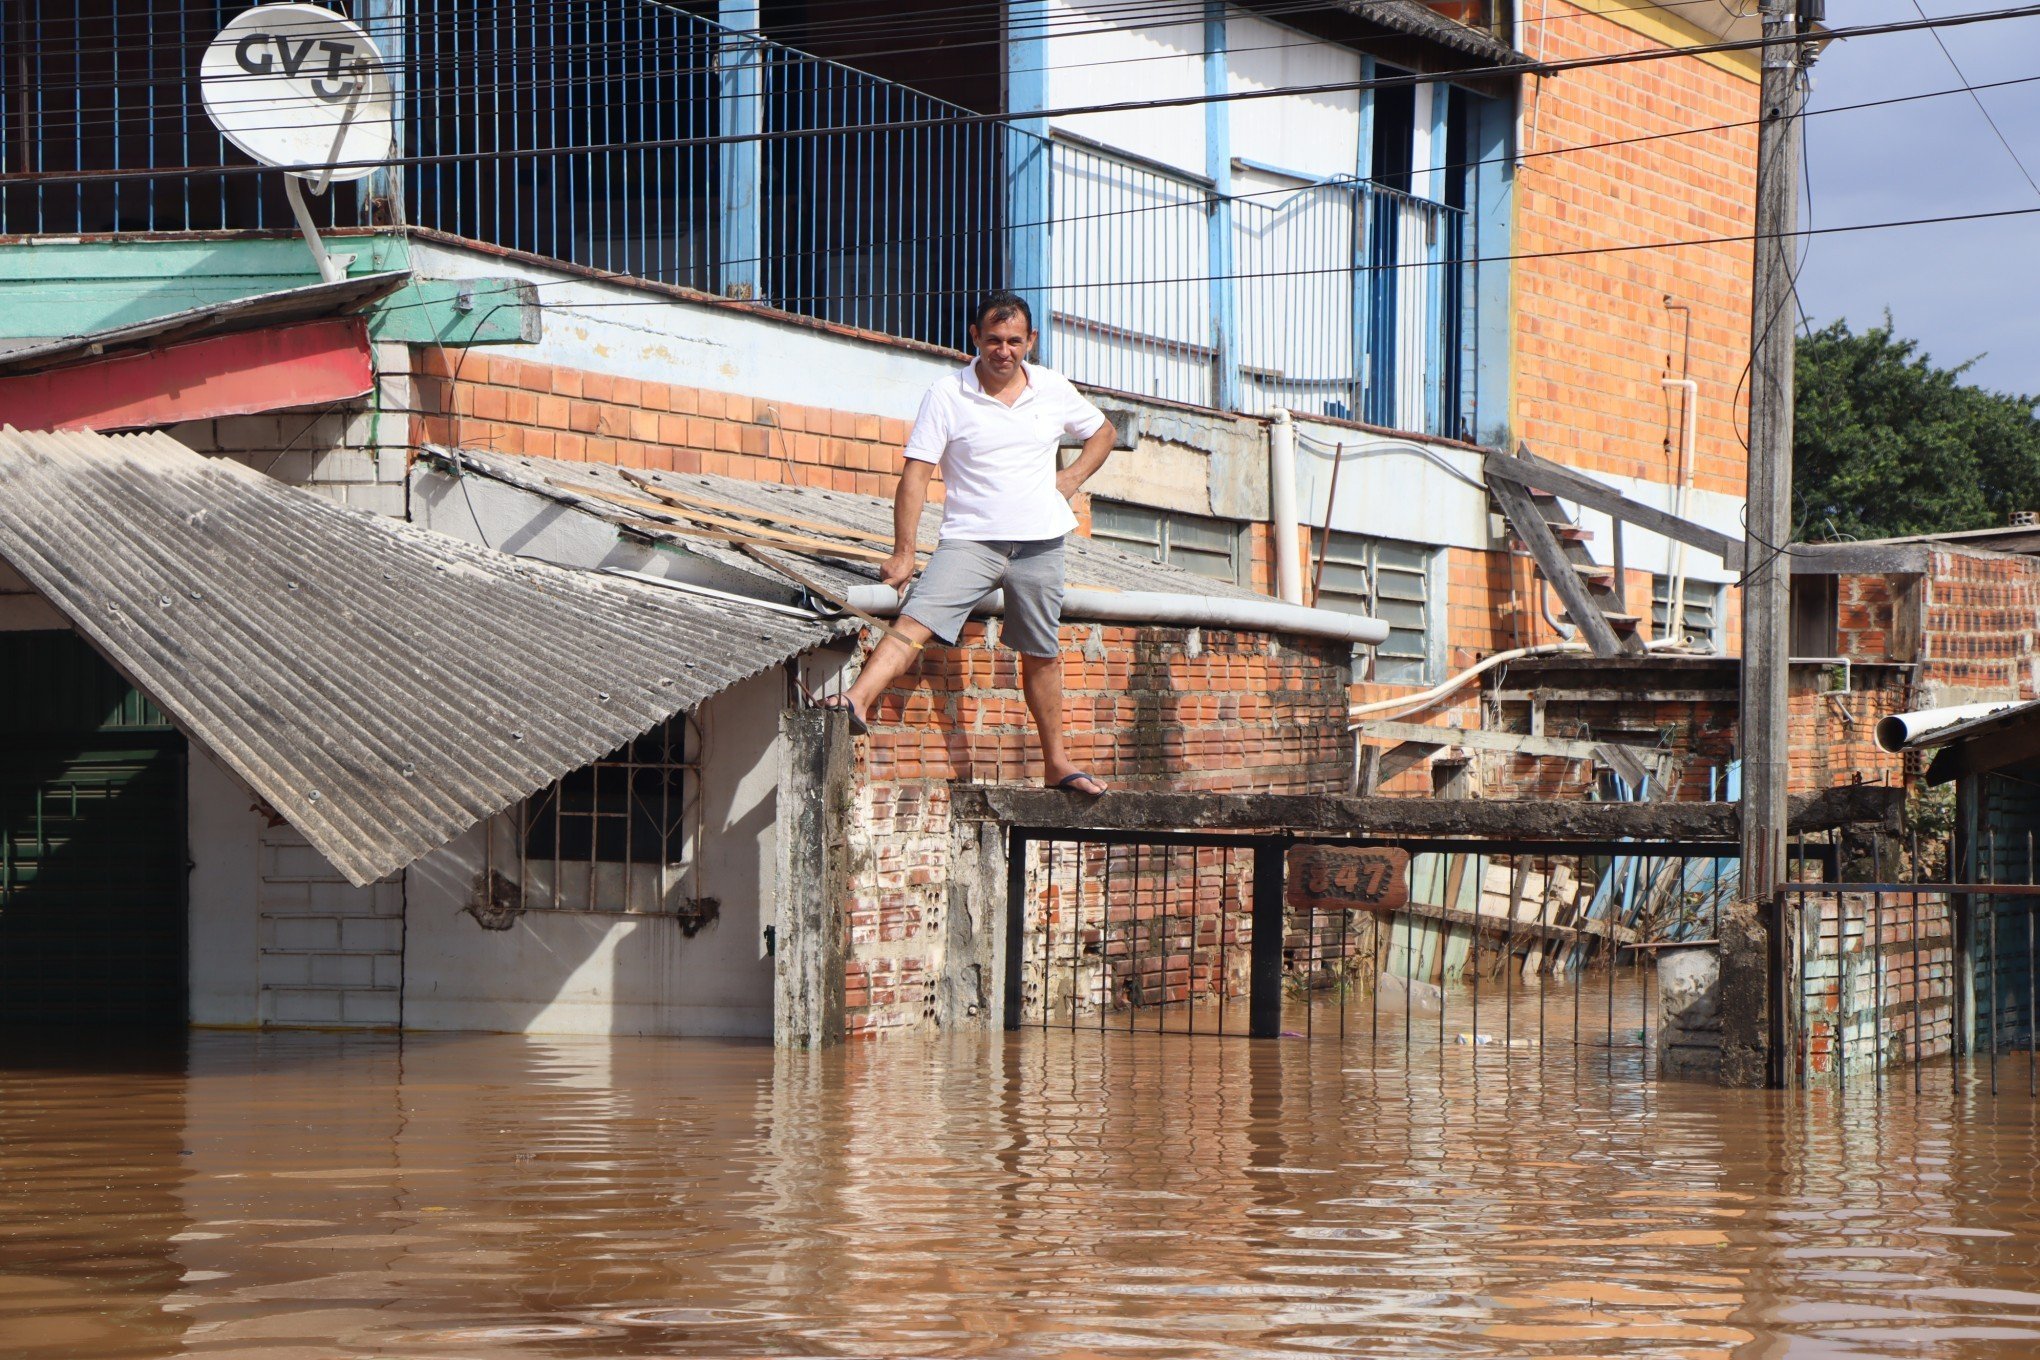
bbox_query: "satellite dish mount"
[200,5,398,284]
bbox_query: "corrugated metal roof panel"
[440,447,1270,602]
[0,427,847,886]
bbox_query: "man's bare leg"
[1022,651,1106,794]
[838,617,937,721]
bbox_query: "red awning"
[0,317,374,431]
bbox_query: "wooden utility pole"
[1740,0,1807,901]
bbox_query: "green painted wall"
[0,235,412,339]
[0,233,538,346]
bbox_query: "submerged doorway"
[0,631,186,1027]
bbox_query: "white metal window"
[1311,531,1433,684]
[508,713,703,918]
[1652,576,1722,651]
[1091,500,1244,585]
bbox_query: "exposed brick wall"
[409,349,915,499]
[1512,5,1759,501]
[1920,548,2040,702]
[1837,573,1896,662]
[844,623,1353,1036]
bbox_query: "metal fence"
[1046,137,1469,433]
[1006,830,1744,1072]
[2,1,1471,434]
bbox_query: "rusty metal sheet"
[0,427,850,887]
[1286,845,1411,913]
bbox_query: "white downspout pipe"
[1269,409,1304,605]
[1661,377,1699,640]
[839,584,1388,646]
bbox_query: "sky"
[1797,0,2040,397]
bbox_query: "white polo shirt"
[902,360,1107,542]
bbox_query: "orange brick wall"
[1513,6,1759,501]
[410,349,915,499]
[1921,549,2040,701]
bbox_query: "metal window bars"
[482,711,701,915]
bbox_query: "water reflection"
[2,999,2037,1358]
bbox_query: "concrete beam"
[367,278,542,345]
[773,707,850,1049]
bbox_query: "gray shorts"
[900,537,1066,657]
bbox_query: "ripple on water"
[0,1009,2036,1359]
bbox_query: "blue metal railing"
[1,0,1472,436]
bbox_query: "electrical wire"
[1906,0,2040,200]
[11,2,2039,187]
[18,0,1791,69]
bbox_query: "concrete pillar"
[937,818,1007,1029]
[717,0,763,300]
[1005,0,1052,360]
[1656,943,1722,1080]
[1716,901,1773,1087]
[773,707,849,1048]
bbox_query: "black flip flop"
[1052,771,1108,797]
[818,693,870,736]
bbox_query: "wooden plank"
[1491,688,1731,704]
[612,514,888,563]
[1487,445,1746,570]
[1490,476,1628,657]
[1397,896,1637,947]
[555,479,893,561]
[952,784,1904,837]
[616,468,930,551]
[1355,719,1658,763]
[1375,740,1441,783]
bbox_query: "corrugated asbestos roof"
[0,273,410,375]
[0,427,848,886]
[1337,1,1530,65]
[435,446,1269,603]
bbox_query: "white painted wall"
[1225,14,1362,179]
[1288,416,1746,586]
[403,239,958,423]
[1043,0,1205,176]
[400,668,785,1037]
[186,746,402,1028]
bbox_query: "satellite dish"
[199,5,397,282]
[200,5,395,182]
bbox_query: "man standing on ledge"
[823,291,1117,796]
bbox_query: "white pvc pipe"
[1269,409,1304,606]
[1349,642,1588,718]
[839,584,1389,645]
[1874,701,2027,754]
[1661,377,1699,640]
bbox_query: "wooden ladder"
[1488,444,1645,657]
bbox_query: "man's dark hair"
[970,290,1033,333]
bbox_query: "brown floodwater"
[5,991,2040,1359]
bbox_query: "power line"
[1905,0,2040,200]
[356,197,2040,320]
[12,2,2039,188]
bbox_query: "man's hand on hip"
[880,550,917,590]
